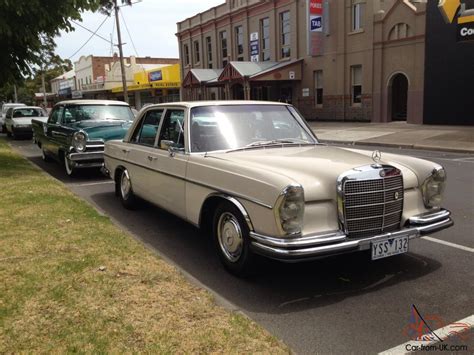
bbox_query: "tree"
[0,0,111,85]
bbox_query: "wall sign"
[302,88,310,97]
[308,0,327,56]
[438,0,474,42]
[149,70,163,82]
[250,32,259,62]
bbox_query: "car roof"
[141,100,290,109]
[55,99,130,106]
[3,103,26,107]
[12,106,42,110]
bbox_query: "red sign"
[309,0,322,15]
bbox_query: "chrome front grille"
[339,166,404,239]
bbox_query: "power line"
[109,13,116,57]
[68,16,109,59]
[71,19,112,44]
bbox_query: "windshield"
[63,105,134,124]
[189,105,316,152]
[13,108,43,118]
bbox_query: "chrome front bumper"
[250,209,453,262]
[68,151,104,169]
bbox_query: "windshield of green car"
[189,105,317,153]
[63,105,134,124]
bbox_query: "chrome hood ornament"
[371,150,382,168]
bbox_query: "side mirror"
[160,139,175,150]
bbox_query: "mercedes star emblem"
[372,150,382,164]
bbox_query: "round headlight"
[421,167,446,208]
[72,131,87,152]
[275,185,305,236]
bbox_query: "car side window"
[130,109,164,146]
[158,109,185,150]
[48,107,64,124]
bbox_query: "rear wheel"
[63,153,76,176]
[213,201,255,276]
[118,169,138,209]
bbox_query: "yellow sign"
[438,0,461,23]
[112,63,181,93]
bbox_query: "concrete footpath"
[308,121,474,153]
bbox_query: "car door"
[125,108,165,200]
[44,105,65,157]
[145,108,188,219]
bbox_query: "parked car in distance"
[1,103,26,132]
[103,101,453,276]
[4,106,47,139]
[33,100,134,176]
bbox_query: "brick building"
[177,0,473,125]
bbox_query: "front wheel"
[64,153,76,176]
[41,146,52,162]
[213,201,255,276]
[118,169,138,209]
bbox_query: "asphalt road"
[6,136,474,354]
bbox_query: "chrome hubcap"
[120,171,131,199]
[217,212,243,262]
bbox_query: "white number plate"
[371,236,409,260]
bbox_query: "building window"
[352,1,363,31]
[193,40,200,64]
[220,31,228,67]
[351,65,362,105]
[314,70,323,106]
[280,11,291,58]
[206,36,213,68]
[260,18,270,61]
[183,44,190,66]
[235,26,244,60]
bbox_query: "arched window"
[388,23,412,40]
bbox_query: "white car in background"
[4,106,47,139]
[1,103,26,132]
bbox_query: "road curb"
[319,139,474,154]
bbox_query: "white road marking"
[379,314,474,355]
[453,157,474,162]
[70,181,114,187]
[412,155,474,163]
[421,236,474,253]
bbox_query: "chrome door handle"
[52,131,66,137]
[147,155,157,161]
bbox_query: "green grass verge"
[0,138,289,353]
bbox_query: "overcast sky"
[55,0,225,62]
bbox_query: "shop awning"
[182,69,223,87]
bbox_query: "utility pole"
[114,0,129,103]
[41,71,47,107]
[13,84,18,102]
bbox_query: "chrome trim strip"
[104,153,273,209]
[204,193,254,231]
[408,209,450,225]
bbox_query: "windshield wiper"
[244,138,313,147]
[225,138,316,153]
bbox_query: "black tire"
[117,169,138,209]
[41,146,52,162]
[213,201,255,276]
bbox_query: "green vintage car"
[32,100,135,176]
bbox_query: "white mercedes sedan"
[103,101,453,276]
